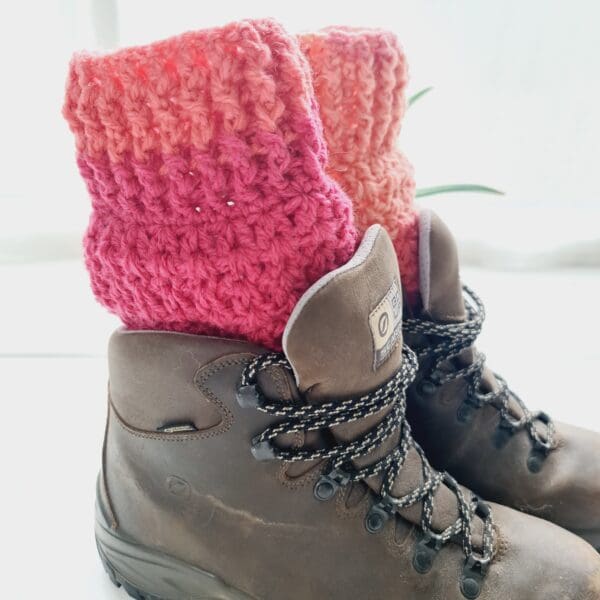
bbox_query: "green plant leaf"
[408,86,433,108]
[415,184,504,198]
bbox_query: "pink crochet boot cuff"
[300,27,419,299]
[63,19,357,349]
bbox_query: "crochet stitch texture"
[63,19,358,348]
[300,27,419,300]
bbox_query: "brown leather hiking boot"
[405,209,600,552]
[96,226,600,599]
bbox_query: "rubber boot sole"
[95,487,600,599]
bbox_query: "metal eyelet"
[527,448,547,473]
[526,413,553,472]
[493,414,520,448]
[365,497,394,534]
[314,479,336,501]
[413,530,444,574]
[236,384,260,409]
[313,469,350,502]
[457,390,485,424]
[461,576,481,599]
[532,412,554,452]
[460,555,490,599]
[365,506,387,533]
[537,411,552,425]
[474,499,491,520]
[250,437,276,461]
[456,400,477,424]
[418,379,437,396]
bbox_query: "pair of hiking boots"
[95,213,600,599]
[63,18,600,600]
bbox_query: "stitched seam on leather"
[259,365,313,487]
[193,355,255,435]
[335,484,369,520]
[385,520,413,558]
[278,457,323,490]
[267,366,288,400]
[110,355,253,440]
[111,398,222,441]
[392,523,418,553]
[492,524,508,561]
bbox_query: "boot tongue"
[418,209,500,393]
[283,224,403,401]
[418,210,537,423]
[418,209,467,323]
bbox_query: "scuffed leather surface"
[103,330,600,599]
[410,209,600,545]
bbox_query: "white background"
[1,1,599,598]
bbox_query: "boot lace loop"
[239,345,495,567]
[403,284,556,453]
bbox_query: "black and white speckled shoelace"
[237,345,495,587]
[404,284,556,456]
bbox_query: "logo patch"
[369,280,402,370]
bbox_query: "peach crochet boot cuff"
[300,27,419,300]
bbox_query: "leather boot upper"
[101,226,600,599]
[406,209,600,549]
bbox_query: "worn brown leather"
[103,329,600,599]
[100,226,600,599]
[407,209,600,550]
[283,225,483,540]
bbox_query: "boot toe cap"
[488,502,600,600]
[549,422,600,539]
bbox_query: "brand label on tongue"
[369,279,402,370]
